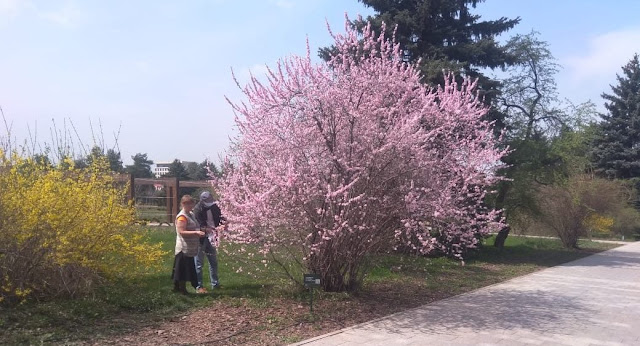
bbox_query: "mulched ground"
[96,280,463,345]
[84,242,617,345]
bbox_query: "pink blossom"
[218,16,506,291]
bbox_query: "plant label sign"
[303,274,321,288]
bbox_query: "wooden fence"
[115,174,213,224]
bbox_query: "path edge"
[290,241,635,345]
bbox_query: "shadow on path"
[357,288,593,336]
[559,249,640,268]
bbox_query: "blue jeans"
[195,237,219,289]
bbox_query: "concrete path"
[503,234,630,245]
[294,242,640,346]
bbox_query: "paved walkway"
[502,234,630,245]
[295,242,640,346]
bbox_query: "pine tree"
[167,159,190,180]
[125,153,154,178]
[591,54,640,179]
[106,149,124,173]
[322,0,519,103]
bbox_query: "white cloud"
[0,0,33,19]
[271,0,295,9]
[39,2,84,27]
[564,28,640,83]
[0,1,85,28]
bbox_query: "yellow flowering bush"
[537,175,626,248]
[584,213,614,235]
[0,151,163,304]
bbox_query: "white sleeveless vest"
[174,209,200,256]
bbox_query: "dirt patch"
[97,279,459,345]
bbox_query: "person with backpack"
[192,191,226,293]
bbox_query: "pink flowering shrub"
[219,17,506,291]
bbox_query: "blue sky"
[1,0,639,166]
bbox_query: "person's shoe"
[213,283,221,289]
[196,287,208,294]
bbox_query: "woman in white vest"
[171,195,205,294]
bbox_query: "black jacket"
[193,201,225,227]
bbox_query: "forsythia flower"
[584,213,615,234]
[0,152,163,303]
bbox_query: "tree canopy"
[125,153,154,178]
[322,0,519,102]
[591,54,640,179]
[72,146,124,173]
[166,159,190,180]
[491,32,598,248]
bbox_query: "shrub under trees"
[537,176,627,248]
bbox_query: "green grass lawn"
[135,205,171,224]
[0,227,293,344]
[0,228,621,345]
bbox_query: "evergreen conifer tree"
[591,54,640,179]
[322,0,519,104]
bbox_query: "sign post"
[303,273,321,313]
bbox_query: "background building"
[153,162,171,178]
